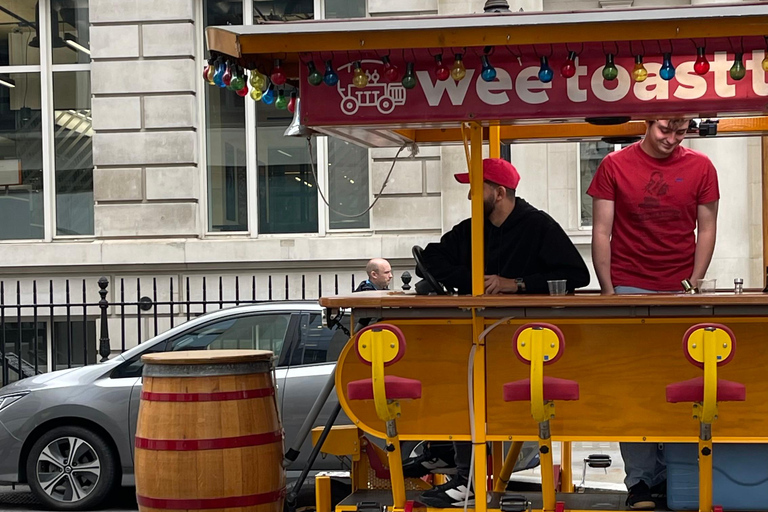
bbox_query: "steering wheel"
[412,245,448,295]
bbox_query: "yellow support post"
[316,475,332,512]
[539,438,557,512]
[699,438,713,512]
[469,122,488,511]
[491,442,504,491]
[387,437,407,511]
[490,124,501,159]
[561,441,573,493]
[493,441,524,492]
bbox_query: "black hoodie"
[420,198,590,295]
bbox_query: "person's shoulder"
[519,199,562,228]
[604,142,639,164]
[677,145,714,163]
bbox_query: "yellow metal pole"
[539,437,557,512]
[387,438,407,510]
[316,475,332,512]
[469,122,488,511]
[490,125,501,159]
[561,441,573,493]
[469,122,485,296]
[491,442,504,491]
[493,441,524,492]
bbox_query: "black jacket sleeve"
[521,222,591,294]
[418,221,473,294]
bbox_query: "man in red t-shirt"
[587,118,719,509]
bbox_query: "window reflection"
[205,0,247,232]
[54,71,93,236]
[328,137,369,229]
[0,72,44,240]
[256,91,318,234]
[325,0,366,19]
[253,0,313,22]
[0,1,40,67]
[53,0,91,64]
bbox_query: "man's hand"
[484,275,518,294]
[601,288,616,296]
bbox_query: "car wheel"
[26,426,118,511]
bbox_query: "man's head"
[366,258,393,289]
[642,118,689,159]
[454,158,520,221]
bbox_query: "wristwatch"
[515,278,526,293]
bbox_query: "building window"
[54,71,93,236]
[325,0,366,18]
[205,0,246,233]
[252,0,314,22]
[328,137,369,229]
[53,320,96,371]
[0,0,91,241]
[256,93,318,234]
[0,72,44,240]
[0,321,47,383]
[579,141,623,227]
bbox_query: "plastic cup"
[698,278,717,294]
[547,279,567,296]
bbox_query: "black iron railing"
[0,273,360,387]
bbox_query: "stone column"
[90,0,199,238]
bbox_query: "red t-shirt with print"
[587,142,719,291]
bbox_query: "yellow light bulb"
[353,67,368,88]
[632,62,648,82]
[451,54,466,82]
[762,55,768,72]
[250,87,263,101]
[249,71,265,90]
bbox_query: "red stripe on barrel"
[137,488,286,510]
[135,430,283,451]
[141,387,275,402]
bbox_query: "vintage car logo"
[336,60,407,116]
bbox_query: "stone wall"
[90,0,199,238]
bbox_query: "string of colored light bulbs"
[204,40,768,100]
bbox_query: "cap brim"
[454,173,470,184]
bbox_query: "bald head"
[366,258,393,289]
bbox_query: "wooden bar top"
[318,290,768,308]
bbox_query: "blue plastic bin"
[666,443,768,510]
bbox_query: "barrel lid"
[142,350,274,365]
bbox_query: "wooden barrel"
[135,350,285,512]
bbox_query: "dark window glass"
[328,137,369,229]
[54,320,97,370]
[325,0,365,19]
[0,1,39,67]
[205,0,247,232]
[0,321,47,383]
[168,313,292,358]
[0,72,44,240]
[256,91,318,234]
[290,312,350,365]
[53,0,90,65]
[54,71,93,236]
[253,0,313,22]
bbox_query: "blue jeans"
[615,285,666,490]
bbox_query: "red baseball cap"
[454,158,520,190]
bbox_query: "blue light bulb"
[262,85,275,104]
[213,61,226,87]
[538,56,554,83]
[660,53,675,81]
[323,60,339,86]
[480,55,497,82]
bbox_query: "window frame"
[199,0,372,238]
[576,141,623,231]
[0,0,93,242]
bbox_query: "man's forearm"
[592,233,613,293]
[691,229,716,283]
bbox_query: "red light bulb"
[434,54,450,81]
[560,50,577,78]
[271,59,287,86]
[694,47,710,75]
[237,83,249,97]
[287,92,297,113]
[222,64,232,86]
[381,56,400,82]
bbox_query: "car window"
[168,313,292,355]
[112,313,293,379]
[289,312,351,366]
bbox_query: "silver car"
[0,302,349,510]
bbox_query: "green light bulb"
[275,90,288,109]
[401,62,417,89]
[730,53,746,81]
[602,54,618,81]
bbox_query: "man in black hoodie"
[418,158,590,508]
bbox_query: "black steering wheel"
[412,245,448,295]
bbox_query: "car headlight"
[0,392,29,413]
